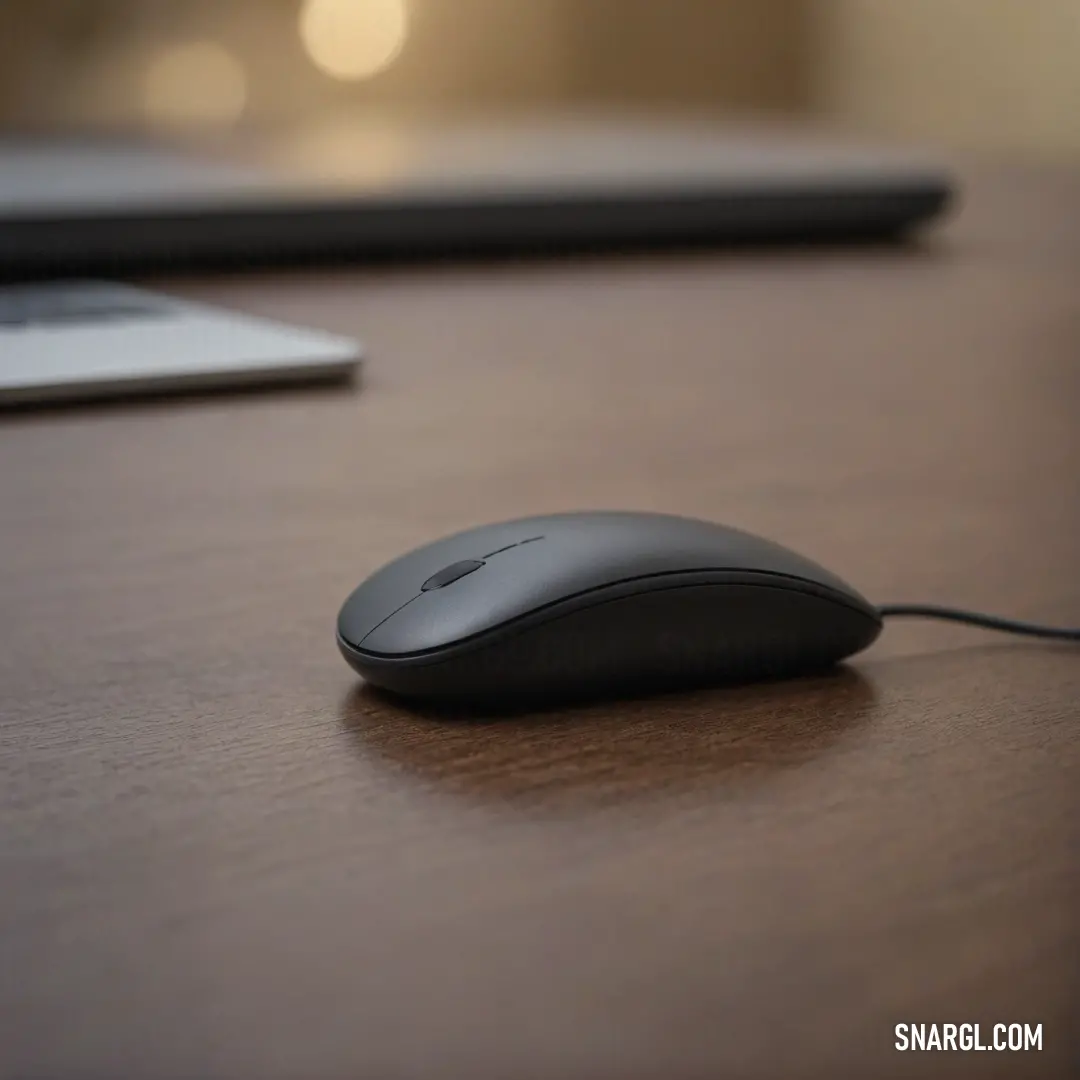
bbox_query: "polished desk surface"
[2,159,1078,1080]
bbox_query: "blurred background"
[1,0,1077,161]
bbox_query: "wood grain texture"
[1,157,1078,1079]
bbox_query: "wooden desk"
[2,159,1078,1079]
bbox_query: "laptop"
[0,114,955,275]
[0,281,362,405]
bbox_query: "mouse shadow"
[339,667,879,810]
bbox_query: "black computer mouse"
[337,511,883,704]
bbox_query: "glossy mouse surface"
[337,511,882,703]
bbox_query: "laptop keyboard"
[0,283,171,329]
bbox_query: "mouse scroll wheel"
[421,559,486,591]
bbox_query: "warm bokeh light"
[299,0,408,81]
[143,41,247,129]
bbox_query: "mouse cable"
[876,604,1080,641]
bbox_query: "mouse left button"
[421,559,485,591]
